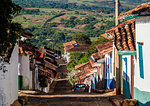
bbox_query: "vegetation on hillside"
[67,35,108,70]
[13,0,115,13]
[73,33,91,44]
[12,0,149,54]
[14,8,115,52]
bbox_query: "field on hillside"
[13,0,150,53]
[14,8,63,28]
[37,0,150,9]
[14,8,114,30]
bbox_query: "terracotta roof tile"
[64,41,90,52]
[63,41,77,47]
[40,52,44,58]
[76,61,97,80]
[45,60,58,70]
[106,19,136,51]
[91,52,100,61]
[66,45,90,52]
[96,40,113,55]
[89,59,97,67]
[75,62,90,70]
[101,33,114,40]
[119,2,150,18]
[39,68,54,75]
[19,41,43,62]
[106,19,135,35]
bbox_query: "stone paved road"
[25,96,114,106]
[17,65,124,106]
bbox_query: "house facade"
[96,40,115,90]
[0,44,18,106]
[39,47,58,93]
[134,16,150,105]
[75,40,115,91]
[105,2,150,105]
[63,41,90,63]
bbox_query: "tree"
[0,0,22,55]
[86,36,108,57]
[73,33,91,44]
[67,52,85,69]
[38,74,48,91]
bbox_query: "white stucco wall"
[112,43,116,77]
[105,53,113,80]
[65,52,70,63]
[134,16,150,92]
[34,65,39,90]
[19,55,32,90]
[0,44,18,106]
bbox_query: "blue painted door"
[122,57,131,99]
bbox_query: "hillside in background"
[14,8,114,52]
[13,0,150,13]
[13,0,150,53]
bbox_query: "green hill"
[13,0,150,53]
[14,8,114,52]
[13,0,150,13]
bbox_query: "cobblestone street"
[18,91,124,106]
[16,59,124,106]
[17,79,124,106]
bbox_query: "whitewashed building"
[106,2,150,105]
[0,44,18,106]
[63,41,90,63]
[96,40,115,90]
[18,48,33,90]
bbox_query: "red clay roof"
[64,41,90,52]
[76,61,97,80]
[45,60,58,70]
[119,2,150,18]
[63,41,77,47]
[106,19,136,51]
[67,44,90,52]
[79,66,97,80]
[39,68,53,74]
[75,62,89,70]
[19,42,37,55]
[91,52,100,61]
[106,19,135,35]
[19,41,43,62]
[96,40,113,55]
[89,59,97,67]
[101,33,114,40]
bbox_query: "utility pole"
[115,0,121,95]
[115,0,119,26]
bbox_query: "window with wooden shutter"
[138,44,144,79]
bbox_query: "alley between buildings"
[16,61,124,106]
[17,79,124,106]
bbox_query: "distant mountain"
[13,0,150,12]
